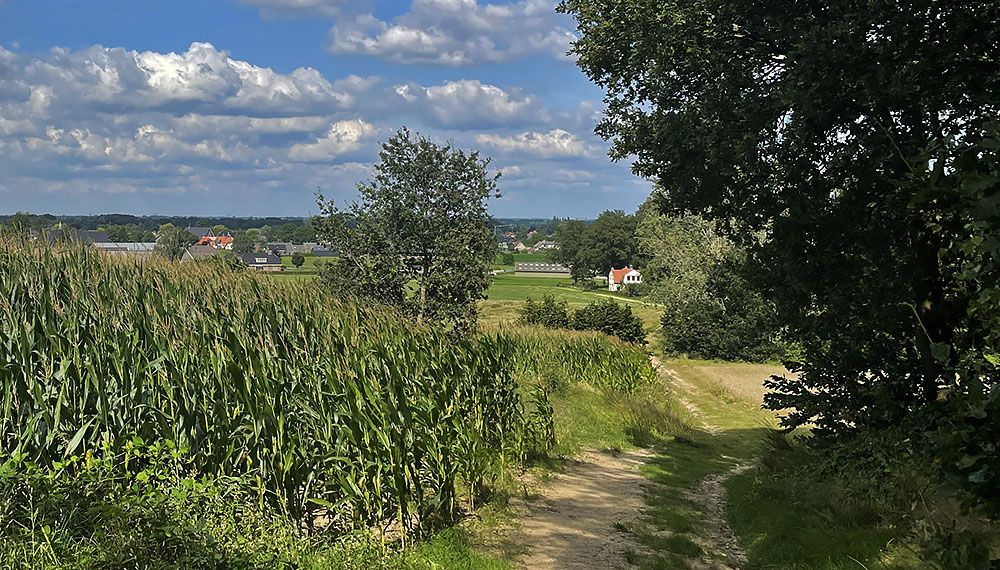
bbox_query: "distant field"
[280,254,331,271]
[482,274,662,332]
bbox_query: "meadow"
[481,274,662,332]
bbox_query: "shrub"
[519,295,570,328]
[660,256,780,361]
[500,252,515,266]
[571,299,646,345]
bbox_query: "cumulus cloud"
[13,42,365,116]
[0,37,648,217]
[288,119,377,162]
[328,0,576,65]
[393,80,544,128]
[475,129,591,158]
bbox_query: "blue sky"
[0,0,651,218]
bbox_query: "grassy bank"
[625,358,930,569]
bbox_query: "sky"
[0,0,651,218]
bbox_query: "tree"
[291,252,305,269]
[230,230,255,254]
[154,224,196,261]
[316,128,499,332]
[548,211,640,280]
[561,0,1000,434]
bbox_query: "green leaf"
[64,417,95,458]
[930,343,951,364]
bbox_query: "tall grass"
[498,326,657,394]
[0,242,526,533]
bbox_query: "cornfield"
[0,242,527,533]
[0,241,657,540]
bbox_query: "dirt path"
[653,358,750,570]
[515,448,653,569]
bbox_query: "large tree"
[560,1,1000,435]
[549,210,640,279]
[317,128,499,332]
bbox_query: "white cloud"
[393,80,544,128]
[169,114,331,137]
[17,42,366,115]
[475,129,590,158]
[288,119,376,162]
[328,0,576,66]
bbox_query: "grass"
[621,355,927,570]
[482,274,662,332]
[280,254,332,272]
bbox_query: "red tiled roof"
[609,266,637,284]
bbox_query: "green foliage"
[500,252,515,266]
[518,297,647,345]
[0,242,664,565]
[290,252,305,268]
[107,224,155,243]
[154,223,196,261]
[0,441,319,569]
[563,0,1000,483]
[519,295,570,329]
[502,327,656,395]
[317,128,498,332]
[571,299,646,345]
[548,211,640,280]
[659,253,781,362]
[0,242,533,536]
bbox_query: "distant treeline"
[0,213,309,233]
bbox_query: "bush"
[500,252,515,266]
[520,295,570,328]
[571,299,646,345]
[660,257,780,361]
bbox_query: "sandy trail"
[515,448,652,569]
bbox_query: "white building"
[608,266,642,292]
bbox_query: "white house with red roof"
[608,266,642,292]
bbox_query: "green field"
[482,274,662,332]
[279,254,331,272]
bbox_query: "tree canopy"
[548,210,640,279]
[317,128,498,333]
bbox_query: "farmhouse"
[514,262,571,277]
[608,266,642,292]
[241,252,283,272]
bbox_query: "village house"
[608,266,642,292]
[240,252,283,272]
